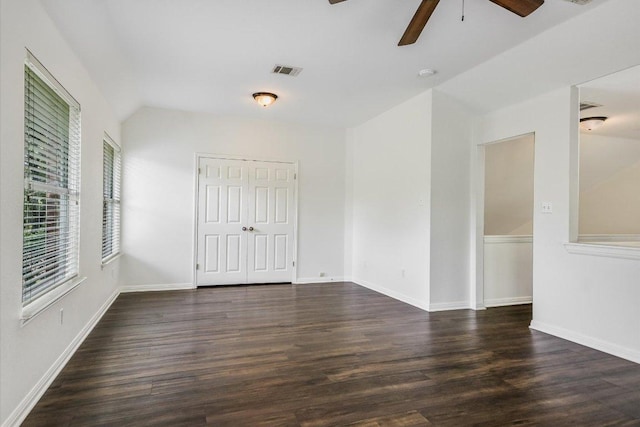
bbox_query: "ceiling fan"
[328,0,544,46]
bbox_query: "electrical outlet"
[542,202,553,214]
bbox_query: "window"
[23,52,81,307]
[102,135,121,262]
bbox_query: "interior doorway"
[195,156,297,286]
[481,133,535,307]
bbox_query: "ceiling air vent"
[562,0,594,4]
[580,101,602,111]
[272,64,303,77]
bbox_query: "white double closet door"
[196,157,296,286]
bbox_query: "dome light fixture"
[253,92,278,108]
[418,68,436,77]
[580,116,607,131]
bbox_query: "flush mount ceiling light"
[253,92,278,108]
[580,116,607,131]
[418,68,437,78]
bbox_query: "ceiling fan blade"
[489,0,544,17]
[328,0,348,4]
[398,0,440,46]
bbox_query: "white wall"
[484,135,535,235]
[483,237,533,307]
[0,0,121,424]
[120,107,347,287]
[347,90,472,311]
[347,92,432,309]
[429,90,473,309]
[579,134,640,235]
[477,87,640,363]
[344,128,355,278]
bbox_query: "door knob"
[242,226,247,231]
[248,227,254,231]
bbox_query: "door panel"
[254,187,269,223]
[204,235,220,273]
[246,161,295,283]
[227,186,243,223]
[253,234,268,271]
[275,187,289,223]
[226,234,242,273]
[197,158,248,285]
[205,186,220,223]
[274,234,288,271]
[196,158,295,286]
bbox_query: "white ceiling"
[41,0,610,126]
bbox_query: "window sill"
[101,252,122,269]
[564,242,640,261]
[21,276,87,325]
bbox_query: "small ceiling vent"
[562,0,594,4]
[580,101,602,111]
[272,65,303,77]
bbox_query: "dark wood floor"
[24,282,640,426]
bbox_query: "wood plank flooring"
[23,282,640,426]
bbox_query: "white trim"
[25,49,80,110]
[473,133,536,316]
[103,132,121,152]
[564,242,640,260]
[485,296,532,307]
[292,161,300,286]
[191,154,200,288]
[484,235,533,244]
[352,278,474,313]
[472,144,486,313]
[21,276,87,323]
[428,301,471,312]
[294,276,347,284]
[101,252,122,269]
[530,320,640,365]
[120,283,195,293]
[194,152,297,164]
[352,278,430,311]
[4,289,120,427]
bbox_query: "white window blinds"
[102,135,121,262]
[23,53,81,306]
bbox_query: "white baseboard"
[485,296,532,308]
[530,320,640,365]
[294,276,347,284]
[3,289,120,427]
[428,301,471,312]
[351,277,430,312]
[120,283,195,293]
